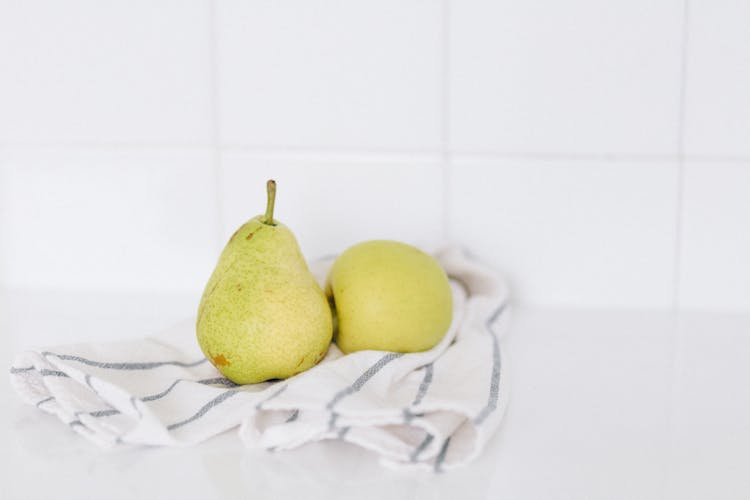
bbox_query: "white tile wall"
[448,160,679,308]
[684,0,750,157]
[0,0,213,146]
[1,1,749,312]
[0,149,219,294]
[216,0,442,150]
[679,164,750,311]
[449,0,684,155]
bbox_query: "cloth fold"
[10,247,511,471]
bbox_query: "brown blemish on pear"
[213,354,231,367]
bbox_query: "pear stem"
[263,179,276,225]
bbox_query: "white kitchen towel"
[9,247,511,472]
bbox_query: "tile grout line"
[662,2,691,496]
[0,142,214,151]
[449,151,679,162]
[208,0,225,252]
[440,0,452,244]
[673,0,691,312]
[1,140,749,165]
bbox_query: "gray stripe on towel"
[36,396,55,408]
[9,366,35,374]
[142,379,182,402]
[197,377,238,387]
[327,352,403,411]
[474,302,507,425]
[412,363,434,406]
[141,377,235,403]
[325,352,402,431]
[167,390,239,431]
[403,408,425,422]
[328,412,339,431]
[410,433,434,462]
[434,437,452,473]
[42,352,208,370]
[89,409,120,417]
[285,409,299,423]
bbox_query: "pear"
[326,240,452,354]
[196,180,333,384]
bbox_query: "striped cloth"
[9,247,510,471]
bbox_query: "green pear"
[326,240,452,353]
[196,180,333,384]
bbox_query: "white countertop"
[2,289,749,500]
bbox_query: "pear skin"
[326,240,452,353]
[197,180,332,384]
